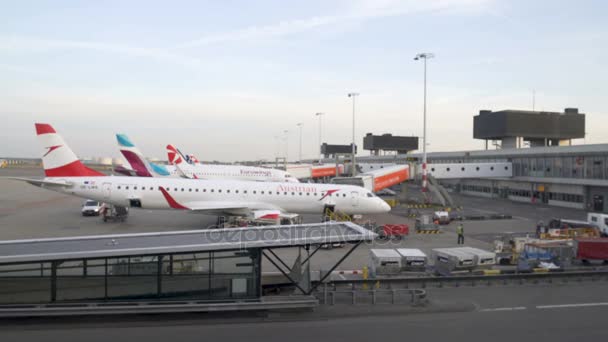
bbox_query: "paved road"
[2,283,608,341]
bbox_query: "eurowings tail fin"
[116,134,170,177]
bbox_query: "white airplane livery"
[116,134,299,183]
[166,144,299,183]
[14,124,391,218]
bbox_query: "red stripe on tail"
[44,160,105,177]
[35,123,56,135]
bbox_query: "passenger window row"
[114,185,347,197]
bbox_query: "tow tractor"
[101,204,129,223]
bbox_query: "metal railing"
[318,270,608,291]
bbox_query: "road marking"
[469,208,498,215]
[537,302,608,310]
[480,306,527,312]
[513,216,532,221]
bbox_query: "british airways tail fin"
[166,144,197,179]
[35,123,104,177]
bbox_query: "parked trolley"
[431,248,475,275]
[396,248,427,271]
[452,247,496,269]
[369,249,402,277]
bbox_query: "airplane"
[12,124,391,219]
[166,144,299,183]
[115,134,174,177]
[116,134,300,183]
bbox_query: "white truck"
[587,213,608,236]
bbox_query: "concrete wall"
[508,195,531,203]
[548,200,584,209]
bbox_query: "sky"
[1,0,607,162]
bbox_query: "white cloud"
[0,35,206,71]
[173,0,495,49]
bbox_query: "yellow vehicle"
[0,159,7,168]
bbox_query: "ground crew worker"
[457,223,464,245]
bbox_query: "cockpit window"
[366,193,374,198]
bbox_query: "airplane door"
[351,191,359,207]
[102,183,111,200]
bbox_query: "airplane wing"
[158,186,281,216]
[7,177,72,187]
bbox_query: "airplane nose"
[380,199,391,212]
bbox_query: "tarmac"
[1,283,608,341]
[0,167,592,273]
[2,167,608,337]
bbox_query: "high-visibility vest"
[457,226,464,235]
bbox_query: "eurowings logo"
[43,145,62,157]
[319,189,339,201]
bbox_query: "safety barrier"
[318,287,427,306]
[404,204,464,211]
[416,230,442,234]
[318,270,608,291]
[451,214,513,221]
[0,296,319,318]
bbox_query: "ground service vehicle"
[81,200,103,216]
[587,213,608,236]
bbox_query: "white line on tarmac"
[480,307,527,312]
[536,302,608,310]
[513,216,532,221]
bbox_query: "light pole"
[283,130,289,161]
[273,135,279,159]
[348,93,359,176]
[414,52,434,196]
[315,112,324,162]
[296,123,303,162]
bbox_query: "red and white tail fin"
[35,123,104,177]
[166,144,183,165]
[188,154,199,164]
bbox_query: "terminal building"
[327,108,608,213]
[320,143,356,159]
[363,133,419,155]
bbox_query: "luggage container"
[452,247,496,268]
[376,224,409,240]
[517,242,574,271]
[415,215,441,232]
[575,238,608,262]
[396,248,427,271]
[369,249,402,277]
[431,248,475,275]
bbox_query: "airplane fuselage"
[165,164,299,183]
[45,176,390,215]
